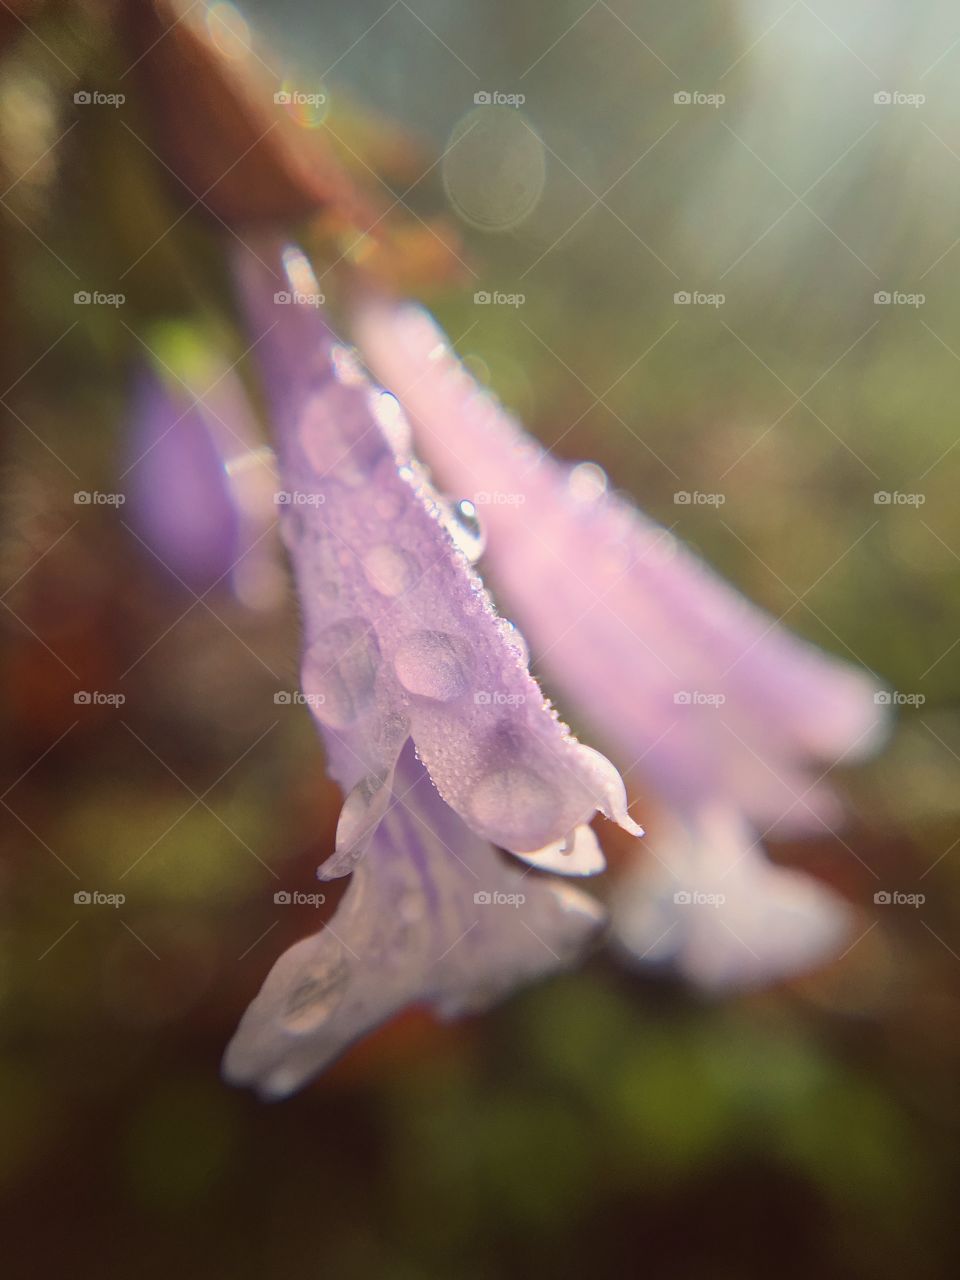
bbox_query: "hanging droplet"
[568,461,608,503]
[447,498,485,562]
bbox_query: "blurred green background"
[1,1,959,1276]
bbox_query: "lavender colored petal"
[223,745,605,1099]
[234,249,641,872]
[126,370,241,586]
[611,805,852,991]
[354,302,888,836]
[126,366,279,605]
[354,301,887,990]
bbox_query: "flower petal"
[235,248,641,870]
[611,805,852,990]
[222,745,606,1098]
[354,302,889,836]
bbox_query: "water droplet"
[334,771,390,858]
[568,461,607,503]
[515,823,605,876]
[280,950,349,1033]
[301,617,380,728]
[330,344,366,386]
[466,766,558,849]
[362,544,419,597]
[394,630,473,701]
[448,498,485,562]
[369,390,412,457]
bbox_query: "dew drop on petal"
[394,630,473,701]
[515,823,606,876]
[330,344,366,386]
[362,544,419,597]
[279,951,350,1033]
[333,771,391,862]
[301,618,380,728]
[568,461,608,503]
[448,498,485,563]
[369,390,412,457]
[466,766,558,850]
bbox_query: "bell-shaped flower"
[354,301,889,990]
[222,249,640,1096]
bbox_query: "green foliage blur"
[1,1,958,1277]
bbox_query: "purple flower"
[125,359,279,605]
[223,249,639,1096]
[355,301,890,990]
